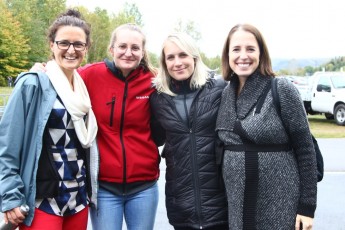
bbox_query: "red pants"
[20,207,88,230]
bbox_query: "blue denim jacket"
[0,72,57,225]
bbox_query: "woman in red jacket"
[79,23,160,230]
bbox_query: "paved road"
[125,138,345,230]
[312,138,345,230]
[1,138,344,229]
[93,138,345,229]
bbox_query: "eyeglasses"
[55,41,87,51]
[114,44,142,55]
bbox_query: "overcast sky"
[66,0,344,59]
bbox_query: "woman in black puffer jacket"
[150,32,228,230]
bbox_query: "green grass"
[0,87,13,94]
[308,115,345,138]
[0,87,344,138]
[0,87,13,106]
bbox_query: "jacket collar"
[170,78,197,95]
[235,71,271,119]
[104,58,145,81]
[216,70,271,132]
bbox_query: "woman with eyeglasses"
[0,9,97,230]
[78,23,160,230]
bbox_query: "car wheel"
[334,104,345,126]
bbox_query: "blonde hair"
[108,23,156,74]
[153,32,210,96]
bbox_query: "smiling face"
[109,28,144,77]
[163,40,195,81]
[228,29,260,80]
[50,26,87,77]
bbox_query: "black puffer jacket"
[150,77,228,229]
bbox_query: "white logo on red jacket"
[136,96,149,99]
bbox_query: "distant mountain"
[272,58,330,71]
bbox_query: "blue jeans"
[90,182,159,230]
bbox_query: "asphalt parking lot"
[97,138,345,230]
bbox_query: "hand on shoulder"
[29,62,47,72]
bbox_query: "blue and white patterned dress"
[35,96,88,216]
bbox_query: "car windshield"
[331,75,345,89]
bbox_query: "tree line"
[0,0,344,86]
[0,0,221,86]
[277,56,345,77]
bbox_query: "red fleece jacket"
[79,61,159,183]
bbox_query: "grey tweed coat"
[216,72,317,229]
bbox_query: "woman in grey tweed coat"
[216,24,317,230]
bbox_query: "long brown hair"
[221,23,275,81]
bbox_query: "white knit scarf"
[46,60,97,148]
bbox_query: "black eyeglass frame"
[54,41,87,51]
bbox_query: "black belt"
[224,143,291,152]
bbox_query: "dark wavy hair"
[47,9,91,48]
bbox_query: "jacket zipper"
[181,86,204,228]
[120,80,129,194]
[106,96,116,127]
[162,89,204,227]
